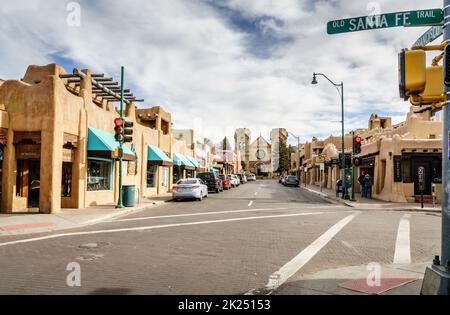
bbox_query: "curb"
[300,186,442,214]
[0,199,172,237]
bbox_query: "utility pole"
[116,66,125,209]
[421,1,450,295]
[351,131,356,202]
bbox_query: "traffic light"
[398,49,426,100]
[409,65,444,106]
[114,118,124,143]
[353,157,361,167]
[445,44,450,88]
[354,135,362,155]
[123,121,134,143]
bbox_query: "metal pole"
[443,0,450,276]
[351,131,356,201]
[421,0,450,295]
[341,82,349,200]
[116,66,124,209]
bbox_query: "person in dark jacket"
[358,171,366,198]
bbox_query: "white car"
[247,174,256,181]
[228,174,240,187]
[173,179,208,201]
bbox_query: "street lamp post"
[312,72,349,200]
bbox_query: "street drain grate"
[78,242,110,250]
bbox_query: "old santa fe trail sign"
[327,8,443,35]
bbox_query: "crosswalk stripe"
[262,212,359,293]
[393,214,411,265]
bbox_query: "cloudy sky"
[0,0,443,145]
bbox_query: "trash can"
[123,185,136,207]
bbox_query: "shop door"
[28,160,40,208]
[412,160,431,195]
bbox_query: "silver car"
[173,179,208,201]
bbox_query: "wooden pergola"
[59,69,144,105]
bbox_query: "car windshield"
[177,180,198,185]
[288,176,296,180]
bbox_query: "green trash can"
[123,185,136,207]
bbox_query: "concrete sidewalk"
[301,184,441,213]
[0,196,172,236]
[276,262,428,295]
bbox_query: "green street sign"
[413,25,443,47]
[328,8,443,35]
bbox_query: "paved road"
[0,180,441,295]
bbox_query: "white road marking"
[248,201,254,207]
[0,212,330,248]
[254,192,258,196]
[108,207,315,223]
[262,213,359,292]
[393,214,411,265]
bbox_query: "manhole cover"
[78,242,110,250]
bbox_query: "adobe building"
[355,110,442,203]
[302,107,443,204]
[0,64,174,214]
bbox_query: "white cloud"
[0,0,443,145]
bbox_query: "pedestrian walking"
[358,171,366,198]
[364,173,372,199]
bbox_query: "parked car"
[236,173,247,184]
[279,175,287,185]
[173,178,208,201]
[283,176,300,187]
[219,174,232,190]
[247,173,256,181]
[198,172,223,193]
[228,174,240,187]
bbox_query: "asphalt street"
[0,180,441,295]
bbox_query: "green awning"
[148,145,173,166]
[173,153,196,170]
[185,156,200,169]
[88,128,134,161]
[210,168,219,173]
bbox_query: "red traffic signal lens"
[355,136,362,143]
[114,118,123,126]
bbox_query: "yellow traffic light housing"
[399,49,427,100]
[410,65,445,106]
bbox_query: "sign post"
[418,166,426,209]
[328,8,443,35]
[421,0,450,295]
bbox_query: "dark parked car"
[284,176,299,187]
[198,172,223,193]
[219,174,232,190]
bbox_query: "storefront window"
[173,166,182,184]
[147,163,158,188]
[162,167,170,187]
[402,157,412,183]
[61,162,72,197]
[186,170,194,178]
[87,159,112,191]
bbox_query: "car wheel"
[198,196,203,202]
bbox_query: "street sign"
[316,155,325,164]
[418,166,426,191]
[413,26,443,47]
[319,163,325,171]
[328,8,443,35]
